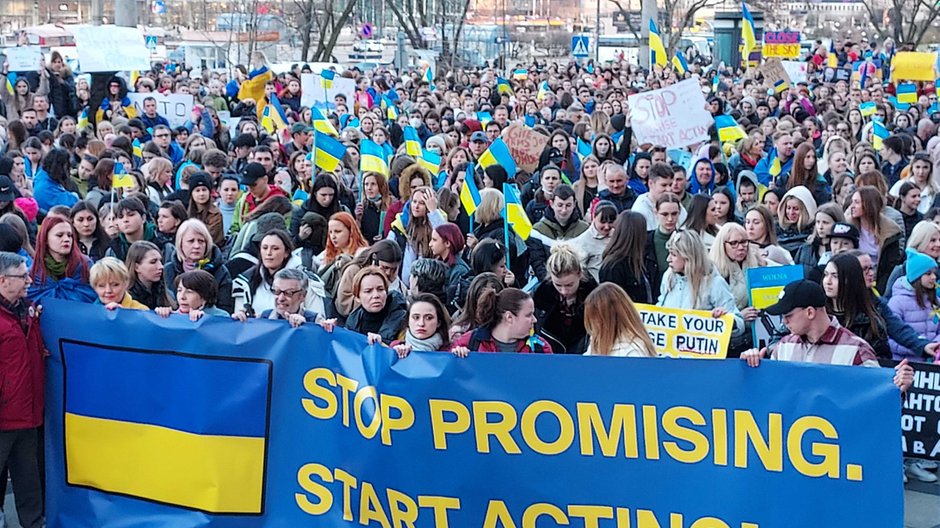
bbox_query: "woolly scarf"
[44,255,67,280]
[405,330,445,352]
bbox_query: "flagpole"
[503,196,511,270]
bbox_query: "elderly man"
[0,252,44,528]
[259,268,335,330]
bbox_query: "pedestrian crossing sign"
[572,35,590,58]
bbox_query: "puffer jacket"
[163,245,235,314]
[657,270,745,336]
[0,300,44,430]
[887,277,940,361]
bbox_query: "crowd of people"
[0,36,935,527]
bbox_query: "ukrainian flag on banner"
[361,139,389,176]
[460,163,481,215]
[872,120,889,149]
[742,2,757,60]
[649,19,668,67]
[417,148,441,177]
[672,52,689,75]
[237,67,274,106]
[502,183,532,240]
[314,131,346,172]
[403,126,422,157]
[860,101,876,117]
[311,106,338,136]
[496,77,514,96]
[112,162,135,189]
[897,83,918,104]
[478,138,517,177]
[715,115,747,143]
[62,342,270,514]
[320,69,335,89]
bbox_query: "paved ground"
[3,478,939,526]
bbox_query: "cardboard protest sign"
[892,51,937,82]
[747,265,804,349]
[2,46,42,71]
[762,31,801,59]
[758,58,792,91]
[636,304,733,359]
[70,25,150,72]
[627,78,712,149]
[503,124,549,174]
[781,60,807,84]
[901,361,940,460]
[300,72,356,111]
[127,92,194,128]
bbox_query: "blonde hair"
[475,188,504,225]
[144,157,172,184]
[175,218,214,261]
[546,243,583,279]
[89,256,130,287]
[908,220,940,251]
[584,283,656,357]
[710,223,761,281]
[664,230,713,309]
[777,195,813,231]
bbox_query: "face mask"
[410,117,422,128]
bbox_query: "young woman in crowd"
[776,186,817,255]
[896,181,924,239]
[388,186,447,285]
[572,154,600,215]
[823,253,890,359]
[125,240,173,310]
[69,200,109,262]
[392,293,452,357]
[888,249,940,361]
[345,266,407,345]
[583,283,657,357]
[849,185,905,293]
[164,218,234,314]
[450,287,551,355]
[599,211,652,304]
[573,201,617,281]
[891,152,937,214]
[315,211,368,293]
[532,244,597,354]
[681,194,719,251]
[90,257,149,310]
[794,202,845,268]
[884,221,940,298]
[28,215,96,303]
[356,171,392,243]
[430,223,470,308]
[186,173,224,246]
[709,223,764,356]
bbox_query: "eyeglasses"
[272,288,303,297]
[724,240,748,248]
[3,273,30,281]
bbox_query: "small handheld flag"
[576,137,592,161]
[672,52,689,75]
[112,162,135,189]
[649,19,668,67]
[460,164,481,215]
[132,139,143,160]
[311,106,338,136]
[715,115,747,143]
[417,149,442,177]
[935,79,940,99]
[312,131,347,172]
[360,139,390,176]
[859,101,876,117]
[512,69,528,81]
[872,120,889,150]
[496,77,514,96]
[478,138,517,177]
[502,183,532,241]
[897,83,918,105]
[403,126,422,158]
[320,69,335,89]
[537,81,550,101]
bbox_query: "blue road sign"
[571,35,590,58]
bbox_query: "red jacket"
[0,301,45,430]
[451,326,553,354]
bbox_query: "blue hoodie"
[689,158,717,196]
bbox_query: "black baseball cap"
[0,175,15,202]
[240,163,267,185]
[829,222,860,246]
[765,280,828,316]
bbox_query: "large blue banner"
[41,300,903,527]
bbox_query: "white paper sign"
[300,73,356,111]
[70,25,150,72]
[3,46,42,71]
[781,60,808,84]
[127,92,194,128]
[627,78,713,149]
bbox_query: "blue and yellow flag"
[872,120,889,149]
[77,108,89,130]
[512,69,528,81]
[496,77,514,96]
[859,101,876,117]
[383,95,400,121]
[773,79,788,94]
[360,139,389,176]
[313,131,346,172]
[935,79,940,99]
[424,66,433,85]
[672,52,689,75]
[311,106,338,136]
[62,341,269,514]
[476,111,493,125]
[417,148,442,177]
[320,69,335,89]
[478,138,517,177]
[237,66,274,106]
[112,162,135,189]
[132,138,142,160]
[267,94,290,132]
[828,40,838,68]
[576,137,592,161]
[741,2,757,61]
[897,83,918,104]
[4,71,14,96]
[537,81,550,101]
[260,105,275,135]
[502,183,532,240]
[715,115,747,143]
[403,126,422,157]
[649,19,668,67]
[460,163,481,215]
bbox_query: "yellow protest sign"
[892,52,937,82]
[636,304,733,359]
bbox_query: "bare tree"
[385,0,471,67]
[287,0,360,61]
[859,0,940,47]
[608,0,723,56]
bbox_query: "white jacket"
[657,269,745,336]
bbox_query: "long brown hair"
[601,211,647,280]
[584,283,656,356]
[851,186,886,243]
[788,142,819,190]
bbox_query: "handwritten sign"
[127,92,194,128]
[781,60,808,84]
[2,46,42,71]
[70,25,150,72]
[627,78,712,149]
[901,361,940,460]
[747,265,803,349]
[636,304,733,359]
[759,58,792,91]
[502,124,549,173]
[762,31,801,59]
[300,72,355,111]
